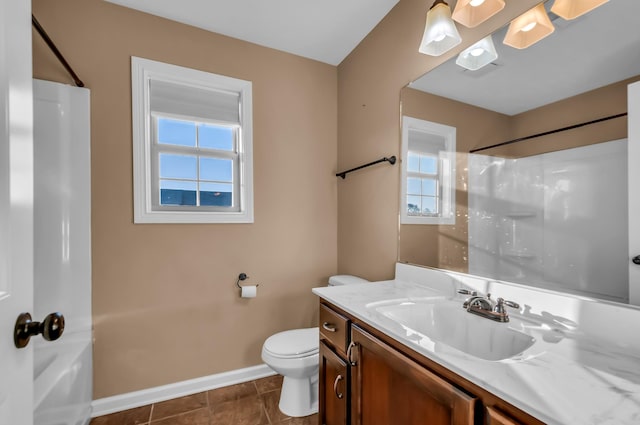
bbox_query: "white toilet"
[261,275,368,417]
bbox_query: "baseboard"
[91,364,276,418]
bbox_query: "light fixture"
[419,0,462,56]
[452,0,506,28]
[503,3,555,49]
[551,0,609,20]
[456,35,498,70]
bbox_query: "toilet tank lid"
[328,275,369,286]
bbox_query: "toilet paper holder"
[236,273,259,289]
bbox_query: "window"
[132,57,253,223]
[401,116,456,225]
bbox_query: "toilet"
[261,275,369,417]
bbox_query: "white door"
[629,81,640,305]
[0,0,34,424]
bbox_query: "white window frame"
[401,116,456,225]
[131,57,253,223]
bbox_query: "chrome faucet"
[457,289,519,323]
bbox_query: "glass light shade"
[419,1,462,56]
[452,0,506,28]
[551,0,609,20]
[503,4,555,49]
[456,36,498,70]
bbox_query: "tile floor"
[89,375,318,425]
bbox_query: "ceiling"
[104,0,399,65]
[410,0,640,115]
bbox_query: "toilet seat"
[263,327,318,358]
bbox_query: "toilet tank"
[328,275,369,286]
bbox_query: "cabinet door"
[486,406,525,425]
[351,325,476,425]
[320,341,348,425]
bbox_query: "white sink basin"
[374,300,535,361]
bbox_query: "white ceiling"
[104,0,399,65]
[410,0,640,115]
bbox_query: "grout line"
[148,403,154,423]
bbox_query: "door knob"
[633,256,640,265]
[14,312,65,349]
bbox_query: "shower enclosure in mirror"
[399,0,640,304]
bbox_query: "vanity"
[313,263,640,425]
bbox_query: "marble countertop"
[313,272,640,425]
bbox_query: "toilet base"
[278,373,319,417]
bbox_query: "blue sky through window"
[157,117,236,207]
[158,119,196,147]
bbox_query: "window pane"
[160,154,197,179]
[407,153,420,173]
[422,178,437,196]
[407,196,421,216]
[422,196,437,215]
[200,182,233,207]
[158,118,196,147]
[407,178,422,195]
[200,158,233,182]
[199,124,234,151]
[160,180,197,206]
[420,155,438,174]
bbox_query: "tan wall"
[494,75,640,158]
[399,88,511,271]
[32,0,338,398]
[336,0,541,280]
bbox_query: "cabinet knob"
[333,374,344,399]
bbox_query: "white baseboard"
[91,364,276,418]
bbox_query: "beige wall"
[500,75,640,158]
[336,0,541,280]
[32,0,338,398]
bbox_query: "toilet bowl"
[261,275,369,417]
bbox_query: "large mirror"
[399,0,640,304]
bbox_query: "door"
[629,81,640,305]
[350,325,476,425]
[0,0,34,424]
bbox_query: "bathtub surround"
[32,0,338,399]
[33,79,93,425]
[468,139,628,303]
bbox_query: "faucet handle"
[494,297,520,314]
[503,299,520,309]
[457,289,477,296]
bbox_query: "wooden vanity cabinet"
[350,325,476,425]
[318,300,544,425]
